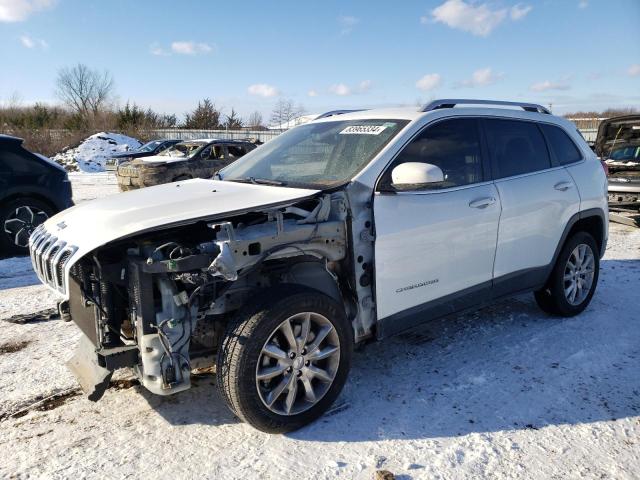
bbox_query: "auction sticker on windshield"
[340,125,388,135]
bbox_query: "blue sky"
[1,0,639,120]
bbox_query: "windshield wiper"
[228,177,286,186]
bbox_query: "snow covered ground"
[53,132,141,172]
[68,171,119,202]
[0,175,638,479]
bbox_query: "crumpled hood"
[41,178,319,270]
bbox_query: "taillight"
[600,160,609,176]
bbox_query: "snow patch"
[52,132,142,172]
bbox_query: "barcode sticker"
[339,125,387,135]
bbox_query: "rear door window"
[540,124,583,165]
[484,119,551,179]
[227,145,247,159]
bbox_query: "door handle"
[469,197,496,209]
[554,181,573,191]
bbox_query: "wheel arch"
[279,260,344,306]
[0,192,59,214]
[549,208,607,276]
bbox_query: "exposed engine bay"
[59,191,375,400]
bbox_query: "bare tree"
[55,64,114,117]
[246,111,264,129]
[270,98,305,129]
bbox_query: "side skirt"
[378,266,548,339]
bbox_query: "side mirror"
[391,162,444,190]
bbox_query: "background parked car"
[596,115,640,226]
[116,139,256,191]
[0,134,73,255]
[104,139,180,171]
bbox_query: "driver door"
[373,117,501,337]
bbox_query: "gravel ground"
[0,174,638,479]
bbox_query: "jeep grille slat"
[28,227,77,295]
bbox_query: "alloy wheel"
[3,205,49,248]
[256,312,341,416]
[563,243,595,306]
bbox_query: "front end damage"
[35,188,376,400]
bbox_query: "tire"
[216,284,353,433]
[0,197,54,256]
[534,231,600,317]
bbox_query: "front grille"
[29,226,78,295]
[118,166,139,177]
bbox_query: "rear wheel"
[216,285,353,433]
[0,198,53,255]
[534,232,599,316]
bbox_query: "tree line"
[1,63,275,131]
[0,63,309,155]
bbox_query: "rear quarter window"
[540,124,583,165]
[484,119,551,179]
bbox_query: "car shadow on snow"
[74,258,640,435]
[137,375,239,427]
[0,256,39,290]
[286,258,640,442]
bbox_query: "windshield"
[138,140,163,153]
[159,142,205,158]
[609,145,640,161]
[219,119,408,188]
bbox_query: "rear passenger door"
[484,118,581,294]
[196,144,226,177]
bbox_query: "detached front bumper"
[116,169,166,190]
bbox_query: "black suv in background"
[104,139,180,171]
[0,134,73,255]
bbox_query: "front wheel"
[216,285,353,433]
[534,232,600,316]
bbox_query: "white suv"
[29,99,608,433]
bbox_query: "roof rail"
[315,109,366,119]
[421,99,551,115]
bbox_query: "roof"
[179,138,253,144]
[0,134,23,143]
[312,107,424,123]
[310,103,572,129]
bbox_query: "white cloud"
[530,80,571,92]
[358,80,372,92]
[0,0,54,22]
[307,89,318,97]
[459,67,503,87]
[330,83,352,96]
[149,42,169,56]
[20,34,48,49]
[578,0,588,8]
[424,0,531,37]
[416,73,442,91]
[628,64,640,77]
[171,41,213,55]
[248,84,279,98]
[510,3,532,20]
[328,80,371,96]
[338,15,359,34]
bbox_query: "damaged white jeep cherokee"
[29,99,608,433]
